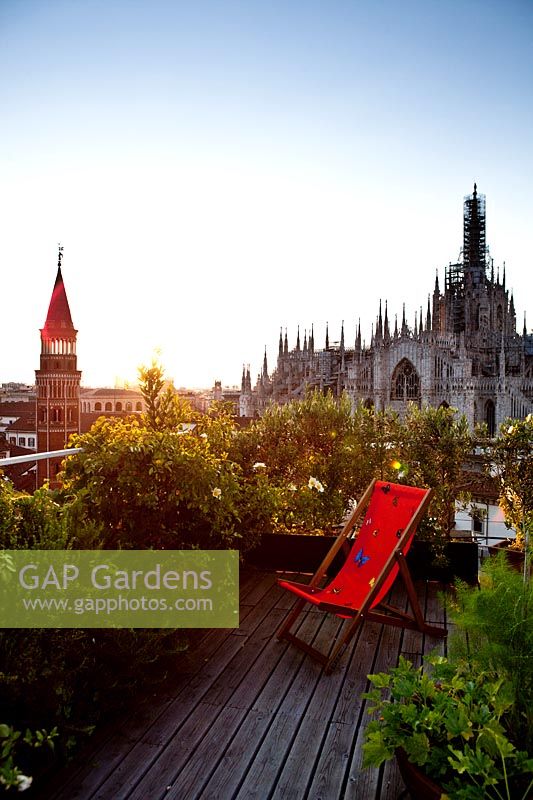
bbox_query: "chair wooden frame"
[276,479,447,673]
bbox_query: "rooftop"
[42,568,448,800]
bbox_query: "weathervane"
[58,243,64,268]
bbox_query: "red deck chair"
[277,479,447,673]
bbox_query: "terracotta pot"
[395,747,444,800]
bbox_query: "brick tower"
[35,247,81,487]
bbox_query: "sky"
[1,0,532,390]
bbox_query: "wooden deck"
[40,568,448,800]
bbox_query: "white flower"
[253,462,266,470]
[212,487,222,499]
[288,483,297,492]
[507,425,515,434]
[308,476,324,493]
[16,774,33,792]
[200,433,208,439]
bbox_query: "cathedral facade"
[241,186,533,434]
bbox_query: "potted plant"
[362,556,533,799]
[362,655,533,800]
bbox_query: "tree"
[398,405,474,547]
[138,360,194,431]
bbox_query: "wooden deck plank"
[271,622,380,800]
[87,597,288,799]
[36,573,447,800]
[232,614,345,799]
[47,570,265,800]
[173,614,324,800]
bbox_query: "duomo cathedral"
[240,185,533,434]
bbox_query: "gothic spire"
[434,269,439,293]
[377,300,383,340]
[284,328,288,356]
[310,324,315,354]
[384,301,390,341]
[355,319,361,350]
[325,322,329,350]
[296,325,301,351]
[278,328,283,358]
[394,313,398,338]
[263,348,268,378]
[426,295,431,331]
[401,303,408,336]
[303,329,308,354]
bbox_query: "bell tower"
[35,246,81,487]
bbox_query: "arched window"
[105,402,112,411]
[391,359,420,401]
[125,402,132,412]
[115,402,123,412]
[485,400,496,437]
[95,402,102,411]
[135,402,142,412]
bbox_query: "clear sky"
[1,0,532,390]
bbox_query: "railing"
[0,448,83,467]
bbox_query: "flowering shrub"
[0,723,57,793]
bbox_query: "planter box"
[406,540,479,584]
[488,539,526,572]
[247,532,343,575]
[248,533,479,584]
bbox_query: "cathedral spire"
[278,328,283,358]
[524,312,528,337]
[263,348,268,379]
[310,324,315,354]
[355,319,361,351]
[377,300,383,340]
[296,325,301,351]
[426,295,431,331]
[394,313,398,338]
[401,303,408,336]
[340,320,345,371]
[414,310,418,337]
[325,322,329,350]
[434,269,439,293]
[384,301,390,341]
[284,328,288,356]
[303,329,308,354]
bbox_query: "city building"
[242,185,533,432]
[35,247,81,487]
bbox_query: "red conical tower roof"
[42,265,75,333]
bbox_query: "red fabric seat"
[276,479,446,672]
